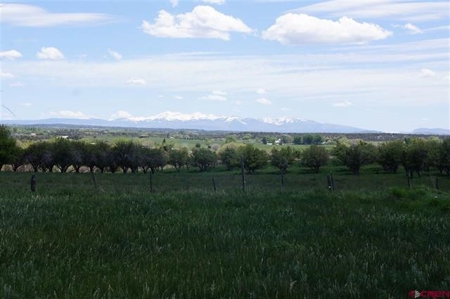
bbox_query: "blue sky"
[0,0,449,132]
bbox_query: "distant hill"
[0,111,374,133]
[411,128,450,135]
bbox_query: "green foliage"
[377,140,404,173]
[218,145,240,171]
[191,147,217,172]
[401,138,429,178]
[270,146,297,172]
[333,141,377,175]
[240,144,268,174]
[168,147,189,172]
[0,125,18,170]
[301,144,329,172]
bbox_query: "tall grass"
[0,173,449,298]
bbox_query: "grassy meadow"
[0,169,449,298]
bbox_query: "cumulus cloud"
[127,78,147,85]
[256,98,272,105]
[36,47,64,60]
[419,68,436,78]
[332,100,353,107]
[1,72,15,79]
[0,3,113,27]
[111,110,132,119]
[262,14,392,45]
[169,0,179,7]
[50,110,90,119]
[141,6,252,40]
[108,49,122,60]
[0,50,23,60]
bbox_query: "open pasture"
[0,171,449,298]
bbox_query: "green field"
[1,171,449,298]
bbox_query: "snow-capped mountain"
[2,111,374,133]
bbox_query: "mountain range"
[1,111,449,135]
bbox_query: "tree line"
[1,126,449,176]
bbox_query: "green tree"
[191,147,217,172]
[142,147,168,174]
[401,138,429,178]
[293,136,302,145]
[168,147,189,172]
[240,144,268,174]
[303,134,314,145]
[333,141,377,175]
[113,141,142,174]
[270,146,297,172]
[218,146,240,171]
[52,138,73,173]
[377,141,404,173]
[0,125,18,171]
[301,145,329,172]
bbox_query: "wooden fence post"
[281,169,285,190]
[212,177,217,192]
[91,171,98,190]
[30,174,36,192]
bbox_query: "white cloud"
[394,23,423,34]
[127,78,147,85]
[419,68,436,78]
[36,47,64,60]
[294,1,450,22]
[256,98,272,105]
[174,96,184,100]
[0,50,23,60]
[199,0,226,5]
[170,0,179,7]
[50,110,90,119]
[263,14,392,45]
[21,102,32,106]
[0,3,113,27]
[108,49,122,60]
[333,100,353,107]
[10,82,25,87]
[1,72,15,79]
[403,23,423,34]
[111,110,132,119]
[256,88,266,94]
[201,90,228,101]
[141,6,252,40]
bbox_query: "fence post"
[327,175,332,191]
[30,174,36,192]
[435,177,439,190]
[281,169,285,190]
[212,177,217,192]
[91,171,98,190]
[240,155,246,192]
